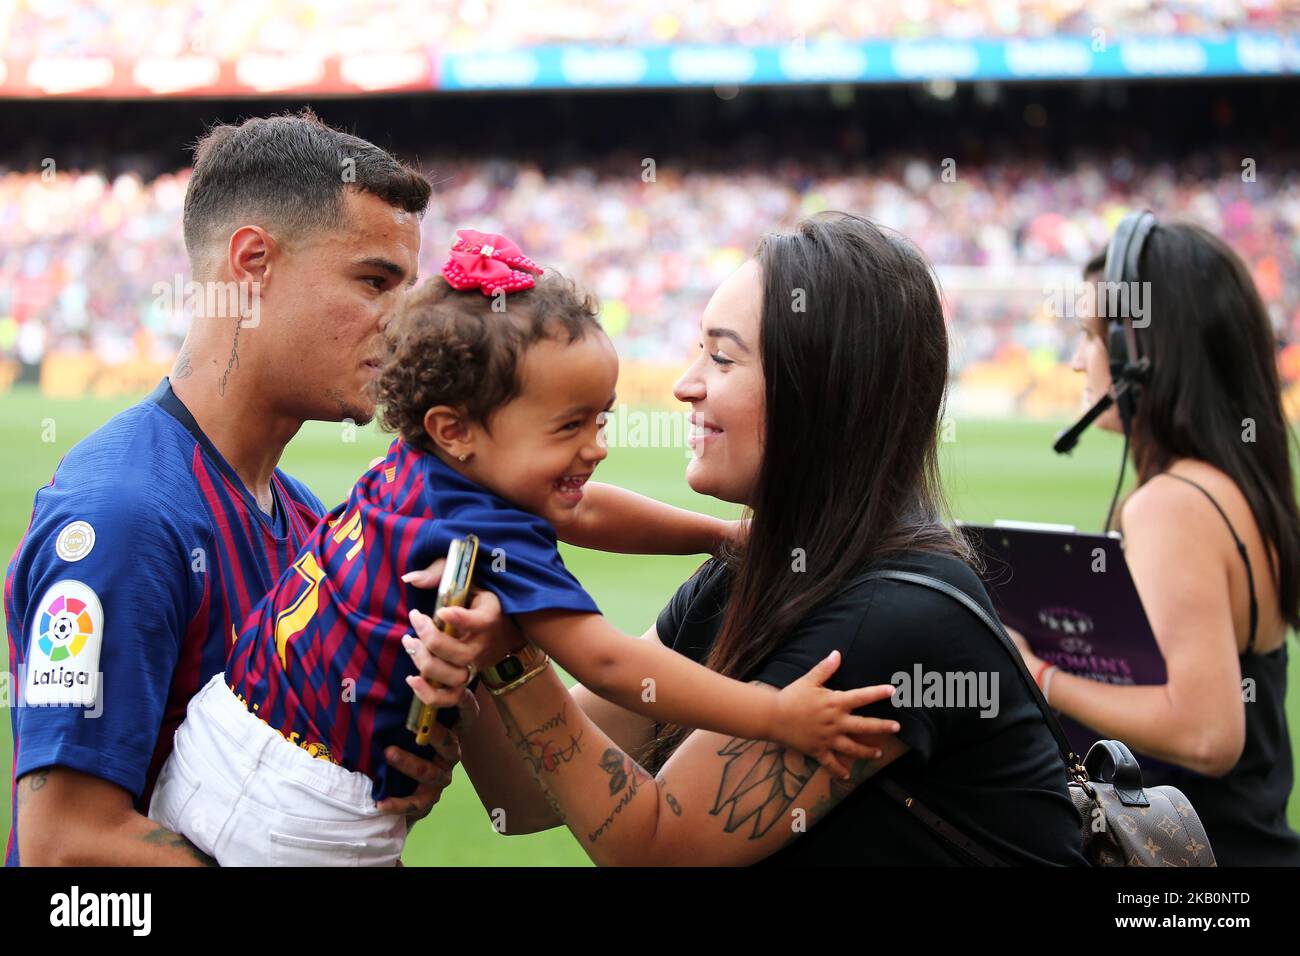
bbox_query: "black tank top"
[1141,472,1300,865]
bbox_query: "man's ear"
[424,405,475,460]
[227,224,276,291]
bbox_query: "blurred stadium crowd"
[3,147,1298,414]
[3,0,1297,58]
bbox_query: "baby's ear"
[423,405,474,459]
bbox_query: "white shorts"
[147,673,406,866]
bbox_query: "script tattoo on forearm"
[517,706,584,774]
[588,748,650,844]
[499,706,568,825]
[140,825,218,866]
[710,737,819,840]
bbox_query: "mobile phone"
[405,534,479,746]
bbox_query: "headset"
[1052,209,1158,529]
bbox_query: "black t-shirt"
[655,549,1087,866]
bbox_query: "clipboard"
[957,520,1173,769]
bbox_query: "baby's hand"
[774,650,900,779]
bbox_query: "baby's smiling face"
[436,330,619,528]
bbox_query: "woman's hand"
[375,552,492,829]
[1005,625,1043,672]
[773,650,902,778]
[435,588,527,670]
[401,586,526,714]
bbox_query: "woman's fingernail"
[401,572,416,583]
[401,635,418,654]
[891,723,901,732]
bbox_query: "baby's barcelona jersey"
[5,379,325,867]
[225,438,599,800]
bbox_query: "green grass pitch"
[2,387,1296,865]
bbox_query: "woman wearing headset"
[1013,215,1300,865]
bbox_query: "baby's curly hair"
[377,272,603,453]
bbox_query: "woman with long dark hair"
[1012,222,1300,865]
[406,212,1086,865]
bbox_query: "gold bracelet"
[488,658,550,697]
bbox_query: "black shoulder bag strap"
[853,569,1086,866]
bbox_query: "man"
[5,110,456,865]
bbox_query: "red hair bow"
[441,229,543,296]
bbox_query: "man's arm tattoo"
[140,825,218,866]
[17,769,49,807]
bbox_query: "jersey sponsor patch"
[24,580,103,707]
[55,520,96,563]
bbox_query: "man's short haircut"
[182,108,431,273]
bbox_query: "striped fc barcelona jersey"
[225,437,597,800]
[5,378,324,866]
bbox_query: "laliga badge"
[55,520,96,563]
[25,580,103,707]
